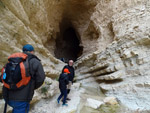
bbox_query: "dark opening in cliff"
[54,26,83,62]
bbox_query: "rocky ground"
[0,78,148,113]
[30,82,121,113]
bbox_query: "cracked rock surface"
[0,0,150,113]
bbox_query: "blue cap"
[22,44,34,52]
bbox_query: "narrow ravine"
[0,0,150,113]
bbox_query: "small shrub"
[41,87,48,95]
[99,104,120,113]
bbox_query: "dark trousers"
[67,89,70,94]
[67,81,72,94]
[8,100,30,113]
[57,89,67,104]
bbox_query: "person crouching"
[57,68,70,106]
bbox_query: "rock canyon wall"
[0,0,150,113]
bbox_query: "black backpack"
[1,53,31,90]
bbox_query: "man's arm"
[31,58,45,89]
[62,65,67,73]
[34,62,45,89]
[71,68,75,83]
[73,68,75,77]
[65,75,69,85]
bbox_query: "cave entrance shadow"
[54,27,83,63]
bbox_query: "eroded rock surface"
[75,1,150,112]
[0,0,150,113]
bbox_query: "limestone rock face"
[0,0,150,113]
[0,0,66,78]
[75,0,150,112]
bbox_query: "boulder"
[72,83,81,90]
[0,99,12,113]
[31,77,59,106]
[85,98,103,109]
[103,97,118,105]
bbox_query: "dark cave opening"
[54,27,83,62]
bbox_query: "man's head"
[63,68,70,74]
[22,44,34,54]
[68,60,74,66]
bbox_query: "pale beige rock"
[72,83,81,90]
[0,99,12,113]
[0,84,2,96]
[85,98,103,109]
[30,77,59,108]
[35,77,59,99]
[103,97,118,105]
[96,70,124,80]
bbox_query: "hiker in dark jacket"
[1,44,45,113]
[57,68,70,106]
[62,60,75,100]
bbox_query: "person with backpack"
[62,60,75,101]
[0,44,45,113]
[57,68,70,106]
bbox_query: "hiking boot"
[66,98,71,101]
[61,99,68,103]
[62,104,68,107]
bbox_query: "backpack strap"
[16,62,31,88]
[27,54,41,62]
